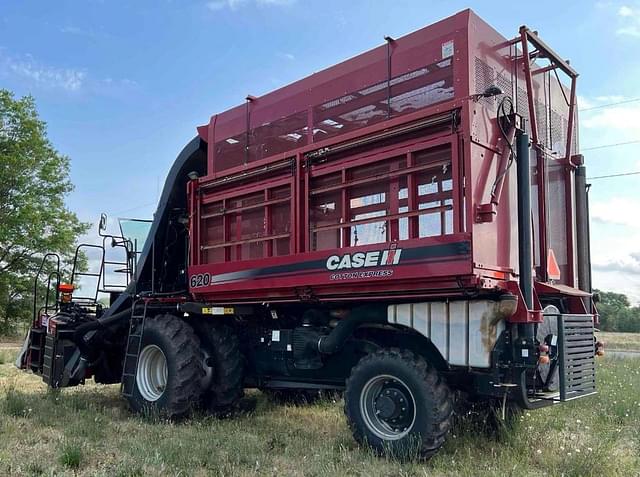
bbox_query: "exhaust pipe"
[317,305,387,354]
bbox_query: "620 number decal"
[190,273,211,288]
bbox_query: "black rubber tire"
[127,314,204,418]
[344,348,453,460]
[197,323,244,415]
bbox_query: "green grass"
[1,350,639,476]
[59,441,83,469]
[597,331,640,352]
[0,349,11,365]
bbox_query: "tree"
[595,290,640,332]
[0,89,89,335]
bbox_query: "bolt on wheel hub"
[360,375,417,440]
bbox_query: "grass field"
[597,331,640,352]
[1,347,639,477]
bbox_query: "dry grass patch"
[598,331,640,351]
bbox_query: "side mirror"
[99,213,107,233]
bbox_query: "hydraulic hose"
[72,308,131,356]
[317,305,387,354]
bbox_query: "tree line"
[595,290,640,333]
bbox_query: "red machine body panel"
[187,9,578,307]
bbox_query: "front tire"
[345,348,453,460]
[128,314,204,418]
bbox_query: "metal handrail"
[32,253,60,325]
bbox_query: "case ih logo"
[326,249,402,271]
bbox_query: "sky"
[1,0,639,303]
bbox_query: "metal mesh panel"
[535,99,549,149]
[215,134,245,172]
[314,59,454,142]
[313,85,387,141]
[550,108,567,157]
[547,158,568,283]
[496,71,512,101]
[474,57,496,109]
[515,85,531,135]
[389,59,454,116]
[473,58,513,110]
[249,110,308,163]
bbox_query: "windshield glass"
[118,218,152,253]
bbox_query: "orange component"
[538,355,550,365]
[547,249,561,281]
[58,283,74,303]
[58,283,75,293]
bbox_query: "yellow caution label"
[202,307,234,315]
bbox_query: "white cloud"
[1,53,86,91]
[594,257,640,275]
[581,103,640,133]
[590,208,640,304]
[619,5,634,15]
[257,0,296,4]
[591,197,640,228]
[0,50,139,95]
[594,95,626,103]
[206,0,295,11]
[277,51,295,60]
[60,25,111,40]
[206,0,242,10]
[616,4,640,36]
[578,95,595,110]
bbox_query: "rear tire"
[128,314,204,418]
[344,348,452,460]
[197,323,244,415]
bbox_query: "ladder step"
[121,299,148,397]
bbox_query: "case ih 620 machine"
[17,10,599,459]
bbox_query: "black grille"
[558,314,597,401]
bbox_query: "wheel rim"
[136,344,168,402]
[360,374,416,440]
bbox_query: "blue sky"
[1,0,639,302]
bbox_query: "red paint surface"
[186,10,582,321]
